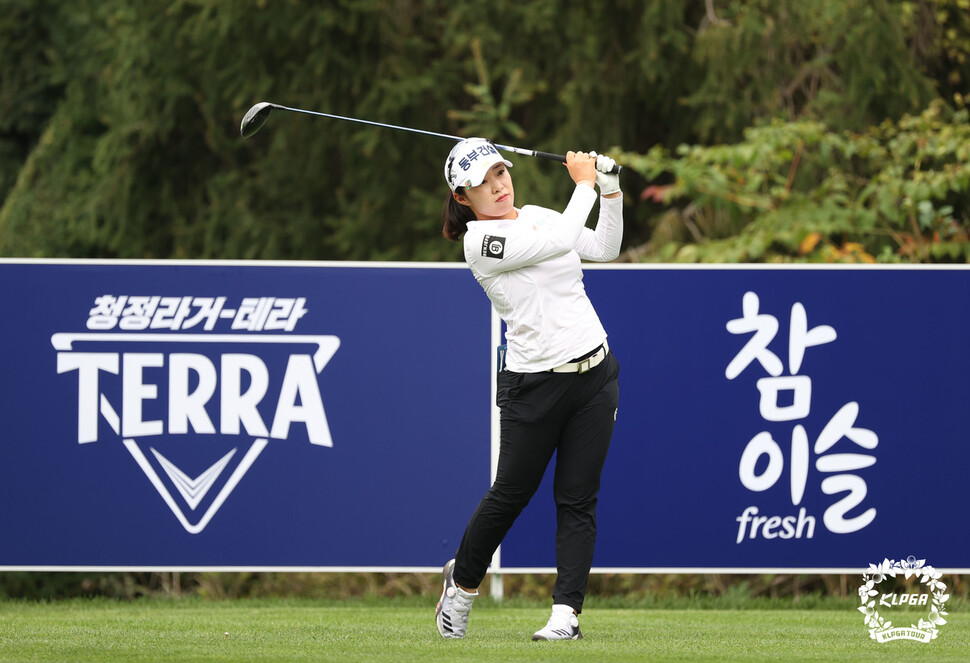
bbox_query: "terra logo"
[52,295,338,534]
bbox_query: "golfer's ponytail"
[442,189,476,242]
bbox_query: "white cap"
[444,137,513,192]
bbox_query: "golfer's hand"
[565,151,597,188]
[590,151,621,197]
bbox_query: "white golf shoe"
[532,603,583,641]
[435,559,477,638]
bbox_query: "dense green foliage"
[621,100,970,262]
[0,0,968,262]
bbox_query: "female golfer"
[435,137,622,640]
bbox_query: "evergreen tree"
[0,1,966,262]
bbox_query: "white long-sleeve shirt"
[463,185,623,372]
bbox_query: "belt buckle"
[577,358,592,374]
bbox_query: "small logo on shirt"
[482,235,506,259]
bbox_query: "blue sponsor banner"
[0,261,491,568]
[501,266,970,570]
[1,261,968,571]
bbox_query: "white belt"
[550,341,609,374]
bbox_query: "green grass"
[0,597,966,662]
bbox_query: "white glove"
[590,151,620,196]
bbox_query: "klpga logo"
[858,557,950,643]
[53,295,338,533]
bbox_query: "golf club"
[240,102,622,174]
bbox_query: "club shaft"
[274,105,461,142]
[270,104,622,173]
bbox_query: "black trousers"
[453,351,619,613]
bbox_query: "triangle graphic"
[150,447,237,511]
[124,438,268,534]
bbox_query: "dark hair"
[441,188,476,242]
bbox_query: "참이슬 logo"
[726,292,879,544]
[857,556,950,643]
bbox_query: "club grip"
[532,150,622,174]
[532,150,567,163]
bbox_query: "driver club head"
[240,102,277,138]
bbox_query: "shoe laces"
[446,586,476,615]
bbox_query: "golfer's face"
[462,163,515,220]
